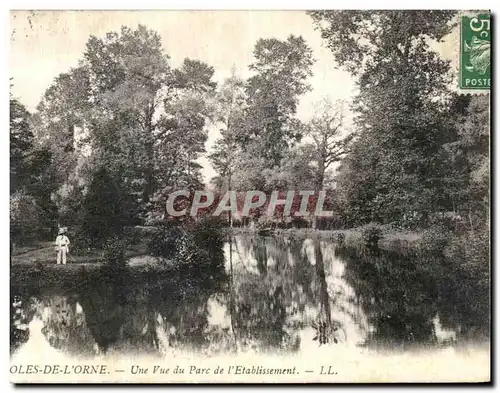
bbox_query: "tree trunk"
[65,124,75,152]
[229,236,237,349]
[142,104,155,204]
[313,159,326,229]
[228,171,233,228]
[469,207,474,235]
[316,163,325,192]
[314,241,331,325]
[143,122,155,204]
[143,163,154,204]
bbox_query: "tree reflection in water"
[10,235,488,357]
[338,245,489,349]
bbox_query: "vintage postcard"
[9,10,491,383]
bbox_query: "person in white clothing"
[55,228,70,265]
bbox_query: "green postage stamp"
[459,12,491,90]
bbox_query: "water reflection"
[225,236,369,352]
[10,235,488,358]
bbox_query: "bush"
[361,223,383,250]
[147,223,183,260]
[444,228,489,286]
[102,236,128,270]
[68,230,93,255]
[147,218,225,269]
[291,217,309,229]
[335,232,346,247]
[10,191,44,246]
[417,224,452,256]
[428,212,468,233]
[122,226,156,245]
[315,215,345,230]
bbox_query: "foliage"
[444,94,490,228]
[310,11,461,228]
[335,232,346,247]
[35,25,217,226]
[208,69,247,192]
[102,235,128,270]
[226,35,315,191]
[361,223,383,250]
[78,168,126,248]
[10,98,34,193]
[147,223,183,260]
[10,98,57,229]
[147,218,225,272]
[308,11,456,76]
[417,224,453,256]
[68,229,92,256]
[10,191,44,246]
[302,98,352,190]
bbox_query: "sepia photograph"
[9,9,490,383]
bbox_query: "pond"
[10,234,490,360]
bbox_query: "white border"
[1,1,497,392]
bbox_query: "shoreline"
[10,226,422,267]
[227,227,421,251]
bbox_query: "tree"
[445,94,490,230]
[36,25,217,226]
[234,35,314,190]
[83,29,216,206]
[209,68,247,188]
[155,59,216,190]
[308,11,456,77]
[264,145,316,190]
[78,168,126,248]
[36,67,90,183]
[303,98,352,190]
[10,97,57,228]
[34,66,95,225]
[10,98,33,193]
[82,25,171,205]
[10,191,43,246]
[309,11,458,226]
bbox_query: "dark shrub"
[428,212,468,233]
[10,191,43,246]
[417,224,452,256]
[316,215,344,230]
[335,232,346,247]
[147,223,183,259]
[69,230,93,256]
[147,218,225,272]
[291,217,309,229]
[102,236,127,270]
[361,223,383,250]
[122,226,155,245]
[77,168,127,249]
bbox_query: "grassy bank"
[229,227,421,252]
[11,225,422,268]
[10,251,227,301]
[10,243,148,266]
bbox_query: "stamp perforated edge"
[454,9,491,96]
